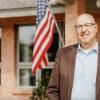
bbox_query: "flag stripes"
[32,0,56,74]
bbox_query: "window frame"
[16,24,38,88]
[16,21,65,88]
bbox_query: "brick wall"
[0,16,35,100]
[65,0,85,46]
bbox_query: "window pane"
[48,22,65,62]
[19,69,36,86]
[18,25,35,62]
[48,33,59,62]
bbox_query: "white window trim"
[16,22,64,88]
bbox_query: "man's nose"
[81,25,87,32]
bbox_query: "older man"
[46,13,100,100]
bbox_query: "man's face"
[75,15,98,44]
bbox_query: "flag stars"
[42,12,45,15]
[38,12,41,16]
[38,12,41,15]
[37,0,47,24]
[38,6,41,9]
[32,0,56,74]
[38,2,41,4]
[41,9,45,12]
[38,9,41,12]
[36,21,38,25]
[42,2,45,5]
[36,18,39,25]
[42,5,45,8]
[39,16,41,20]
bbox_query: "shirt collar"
[78,42,98,54]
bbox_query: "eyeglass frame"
[75,23,96,30]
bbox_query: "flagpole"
[46,1,65,47]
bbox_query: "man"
[46,13,100,100]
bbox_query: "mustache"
[80,31,89,36]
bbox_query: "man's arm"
[46,50,60,100]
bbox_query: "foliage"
[30,69,51,100]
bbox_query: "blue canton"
[36,0,47,26]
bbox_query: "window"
[41,68,52,87]
[16,22,64,88]
[19,69,36,86]
[16,25,38,88]
[48,33,59,62]
[18,26,34,62]
[48,22,65,62]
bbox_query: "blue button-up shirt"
[71,42,98,100]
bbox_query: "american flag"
[32,0,56,74]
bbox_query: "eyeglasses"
[75,23,95,30]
